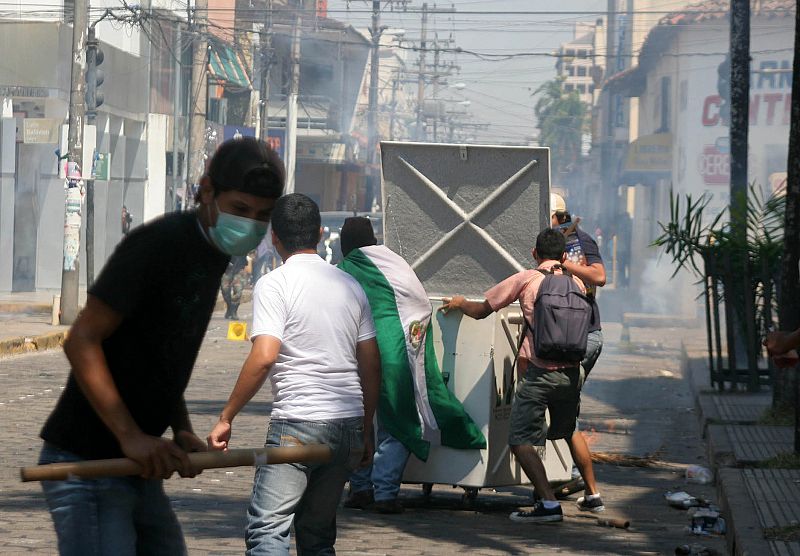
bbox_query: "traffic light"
[85,33,104,117]
[716,54,731,126]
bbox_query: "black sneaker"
[343,489,374,510]
[371,498,404,514]
[509,502,563,523]
[576,495,605,513]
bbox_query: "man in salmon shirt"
[441,227,603,523]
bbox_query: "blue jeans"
[247,417,364,556]
[582,330,604,378]
[349,422,410,502]
[38,442,186,556]
[576,329,604,431]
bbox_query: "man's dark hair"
[206,137,285,200]
[340,217,377,257]
[535,227,566,261]
[271,193,321,253]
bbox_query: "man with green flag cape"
[338,217,486,513]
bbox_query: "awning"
[208,41,252,90]
[604,66,645,97]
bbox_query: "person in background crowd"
[550,193,606,508]
[121,205,133,235]
[338,217,486,514]
[221,255,249,320]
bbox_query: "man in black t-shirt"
[38,137,284,555]
[551,193,607,513]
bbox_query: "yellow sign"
[23,118,60,144]
[624,133,672,172]
[227,321,247,341]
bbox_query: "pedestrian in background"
[37,137,284,555]
[208,194,381,555]
[338,217,486,514]
[121,205,132,235]
[251,232,274,284]
[551,192,606,508]
[221,255,249,320]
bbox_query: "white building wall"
[0,119,16,292]
[143,113,168,223]
[672,20,792,214]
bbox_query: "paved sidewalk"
[0,309,727,555]
[0,291,70,357]
[690,354,800,556]
[0,289,248,358]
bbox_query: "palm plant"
[533,79,588,176]
[652,185,784,393]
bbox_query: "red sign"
[316,0,328,18]
[697,145,729,185]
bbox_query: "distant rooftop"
[659,0,795,25]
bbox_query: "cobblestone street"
[0,308,727,555]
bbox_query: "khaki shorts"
[508,364,581,446]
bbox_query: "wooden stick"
[20,445,332,482]
[574,513,631,529]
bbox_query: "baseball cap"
[550,193,567,216]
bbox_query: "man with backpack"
[441,227,603,523]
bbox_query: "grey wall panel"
[35,177,66,290]
[381,142,550,298]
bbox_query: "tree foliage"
[533,78,588,176]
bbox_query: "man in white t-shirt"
[208,193,381,556]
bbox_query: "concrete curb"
[0,302,52,315]
[0,331,66,357]
[706,424,736,468]
[681,345,758,555]
[717,468,774,556]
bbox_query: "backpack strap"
[537,265,571,277]
[510,318,529,379]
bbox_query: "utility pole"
[84,25,98,286]
[59,0,88,324]
[389,66,400,141]
[730,0,758,390]
[432,41,440,141]
[171,20,183,211]
[366,0,381,209]
[779,0,800,450]
[258,0,273,142]
[601,0,617,229]
[415,2,428,140]
[285,10,302,194]
[84,10,110,285]
[729,0,750,235]
[188,0,208,194]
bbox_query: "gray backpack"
[531,266,591,363]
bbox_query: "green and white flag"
[339,245,486,461]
